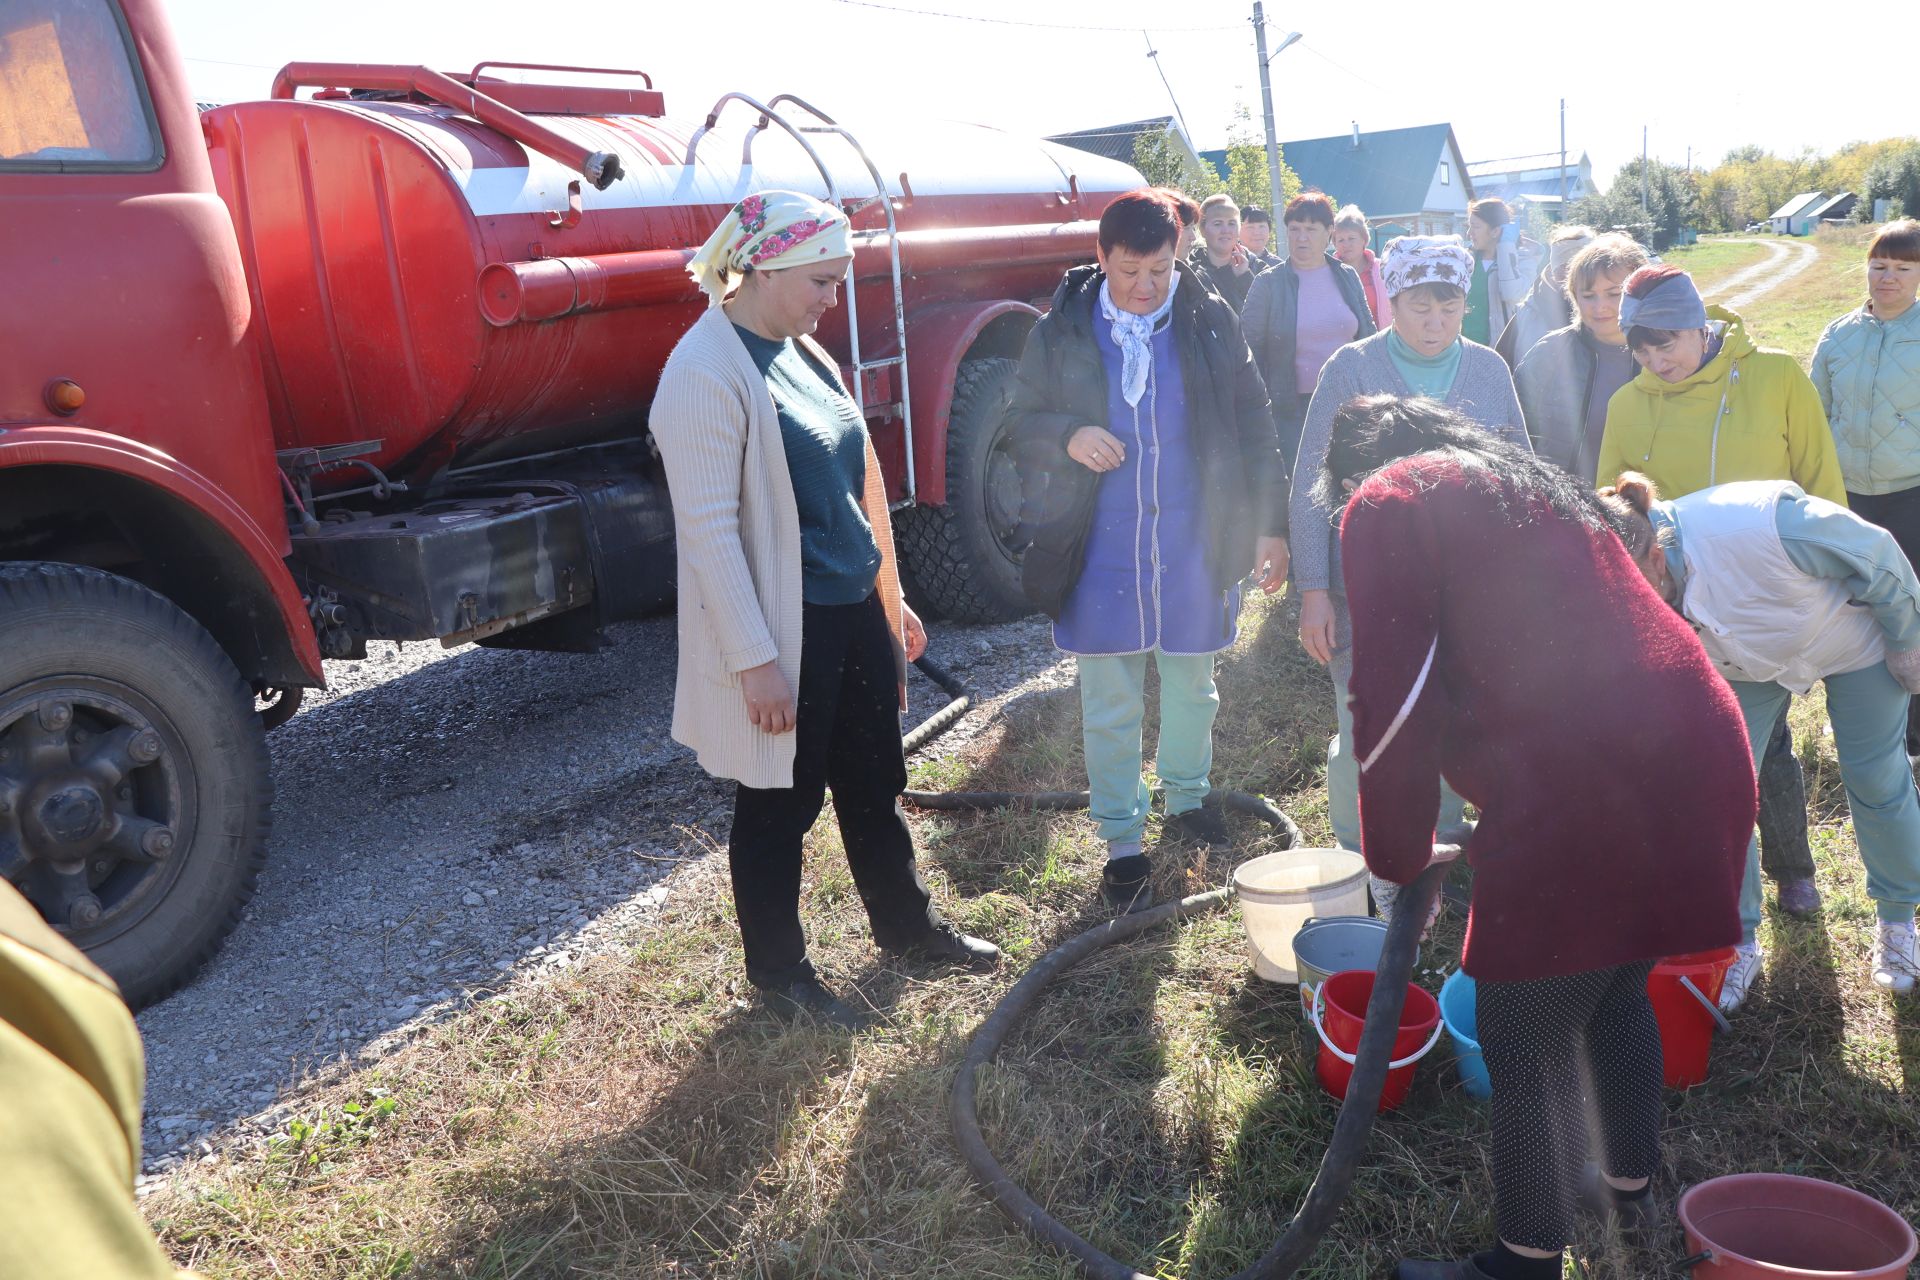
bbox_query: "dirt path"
[1705,236,1819,310]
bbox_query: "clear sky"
[172,0,1878,189]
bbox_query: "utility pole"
[1558,99,1567,205]
[1251,4,1300,217]
[1641,125,1649,216]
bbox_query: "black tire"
[0,563,271,1009]
[896,356,1035,622]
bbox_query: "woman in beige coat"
[651,191,996,1030]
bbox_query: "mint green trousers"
[1078,651,1219,845]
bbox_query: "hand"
[1254,536,1289,594]
[1298,588,1336,666]
[1068,425,1127,473]
[1229,244,1252,277]
[739,660,796,734]
[1428,842,1465,867]
[902,602,928,663]
[1890,649,1920,694]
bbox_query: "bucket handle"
[1677,975,1733,1035]
[1311,980,1445,1069]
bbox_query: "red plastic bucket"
[1310,969,1442,1111]
[1680,1173,1918,1278]
[1648,948,1736,1088]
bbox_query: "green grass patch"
[1663,236,1773,296]
[145,593,1918,1279]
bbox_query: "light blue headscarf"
[1098,270,1183,406]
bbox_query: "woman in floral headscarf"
[652,191,997,1031]
[1288,235,1528,923]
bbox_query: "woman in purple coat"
[1009,190,1289,912]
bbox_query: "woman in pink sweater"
[1319,395,1753,1280]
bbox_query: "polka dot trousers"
[1476,960,1663,1251]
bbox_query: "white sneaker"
[1871,919,1919,993]
[1369,872,1441,939]
[1718,941,1764,1013]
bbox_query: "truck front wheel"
[0,563,271,1009]
[896,356,1037,623]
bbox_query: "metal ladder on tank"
[683,94,919,509]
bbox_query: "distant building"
[1209,123,1474,249]
[1466,151,1596,208]
[1768,191,1827,236]
[1047,115,1203,177]
[1805,191,1858,227]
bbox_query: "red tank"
[201,69,1141,487]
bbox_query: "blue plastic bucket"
[1439,970,1491,1099]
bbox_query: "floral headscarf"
[687,190,853,308]
[1381,235,1475,299]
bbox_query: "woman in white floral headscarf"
[1287,235,1529,924]
[652,191,998,1031]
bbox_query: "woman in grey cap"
[1288,234,1528,922]
[1597,262,1846,1012]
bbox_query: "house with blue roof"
[1202,123,1473,249]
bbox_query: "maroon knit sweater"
[1340,456,1755,981]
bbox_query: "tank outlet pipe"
[475,221,1106,327]
[269,62,623,190]
[478,250,695,327]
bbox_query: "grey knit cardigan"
[1289,330,1530,595]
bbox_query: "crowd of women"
[645,183,1920,1278]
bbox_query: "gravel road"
[1705,236,1820,310]
[134,612,1072,1173]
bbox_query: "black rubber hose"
[948,859,1445,1280]
[900,649,1447,1277]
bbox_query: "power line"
[824,0,1245,33]
[1142,31,1194,144]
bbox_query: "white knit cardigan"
[651,306,906,789]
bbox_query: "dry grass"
[1668,226,1874,366]
[145,593,1919,1279]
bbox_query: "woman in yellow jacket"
[1596,267,1845,505]
[1596,264,1846,1012]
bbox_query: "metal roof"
[1806,191,1856,220]
[1768,191,1826,220]
[1046,116,1192,167]
[1268,123,1470,218]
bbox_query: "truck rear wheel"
[0,563,271,1009]
[896,356,1036,623]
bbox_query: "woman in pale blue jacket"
[1601,472,1920,1012]
[1811,218,1920,752]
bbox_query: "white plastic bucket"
[1231,848,1369,982]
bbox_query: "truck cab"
[1,0,318,1007]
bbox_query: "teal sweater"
[1387,330,1464,400]
[733,326,882,605]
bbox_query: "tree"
[1218,104,1300,215]
[1859,142,1920,225]
[1570,158,1699,250]
[1129,129,1223,201]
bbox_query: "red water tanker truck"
[0,0,1140,1005]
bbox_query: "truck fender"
[901,300,1039,507]
[0,425,323,683]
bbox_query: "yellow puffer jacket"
[1595,306,1846,504]
[0,884,191,1278]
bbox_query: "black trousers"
[1757,707,1815,882]
[1477,961,1662,1252]
[1849,487,1920,751]
[728,594,941,989]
